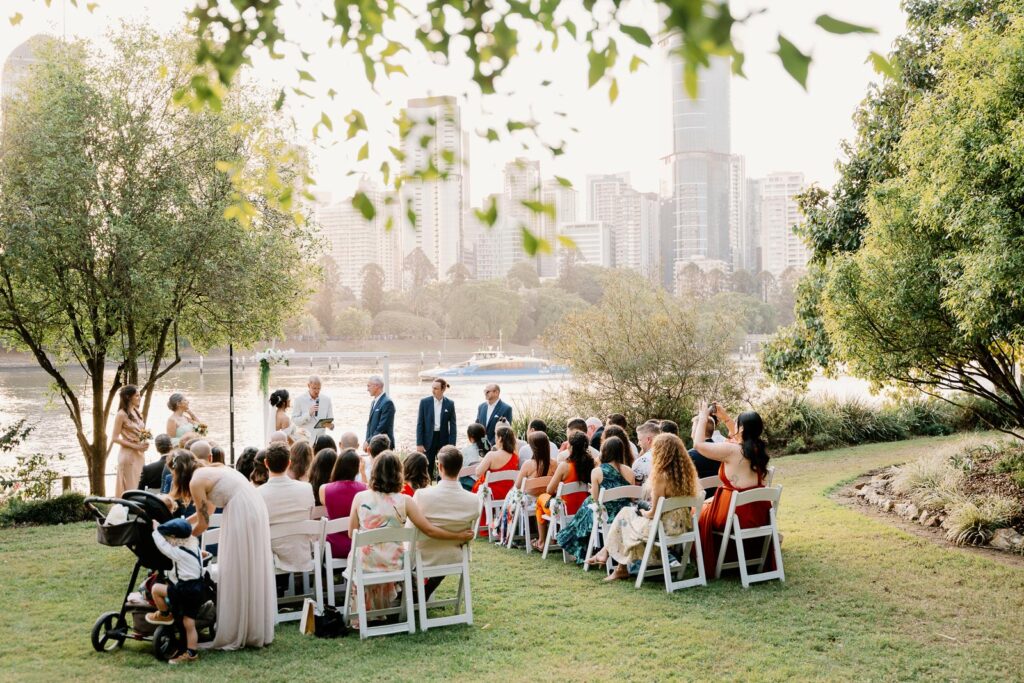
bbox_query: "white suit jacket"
[291,391,334,442]
[411,481,479,567]
[257,476,315,572]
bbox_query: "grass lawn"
[2,434,1023,682]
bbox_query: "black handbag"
[314,605,349,638]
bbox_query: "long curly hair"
[649,433,698,498]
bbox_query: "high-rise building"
[663,42,733,270]
[728,154,749,271]
[558,221,611,273]
[587,173,661,278]
[315,182,401,293]
[759,171,808,276]
[637,191,661,281]
[474,157,540,278]
[398,96,466,284]
[539,178,577,278]
[745,178,763,273]
[2,35,54,117]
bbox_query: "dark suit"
[366,393,396,449]
[689,439,720,501]
[590,426,605,451]
[475,399,513,444]
[416,396,456,480]
[138,459,169,491]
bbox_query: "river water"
[0,357,874,491]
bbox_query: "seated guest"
[588,433,698,580]
[585,417,602,449]
[363,433,392,484]
[601,426,636,466]
[234,446,259,482]
[558,418,600,462]
[401,452,431,497]
[288,440,313,481]
[189,439,212,462]
[558,435,636,563]
[268,430,289,445]
[210,445,225,465]
[606,414,639,458]
[688,412,722,500]
[459,423,488,490]
[472,424,519,536]
[347,452,474,618]
[320,449,367,561]
[411,446,480,599]
[250,449,269,487]
[515,430,556,490]
[534,431,593,551]
[313,434,337,455]
[339,432,360,451]
[257,443,316,574]
[141,434,173,492]
[309,448,338,506]
[660,419,679,436]
[695,405,773,577]
[630,421,662,486]
[517,419,559,471]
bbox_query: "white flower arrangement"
[256,348,294,395]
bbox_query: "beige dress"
[206,468,276,650]
[605,503,691,564]
[114,411,145,497]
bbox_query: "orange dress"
[535,462,589,529]
[698,463,773,576]
[472,452,519,535]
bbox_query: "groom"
[292,375,334,442]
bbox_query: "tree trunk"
[89,357,109,495]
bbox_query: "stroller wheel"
[91,611,127,652]
[152,624,183,661]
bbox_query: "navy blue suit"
[475,399,513,444]
[416,396,456,480]
[366,393,396,449]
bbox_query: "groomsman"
[364,374,395,451]
[475,383,512,445]
[416,379,457,481]
[292,375,334,442]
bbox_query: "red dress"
[698,463,773,576]
[472,452,519,535]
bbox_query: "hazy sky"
[1,1,906,206]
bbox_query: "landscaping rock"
[882,499,894,512]
[990,528,1024,551]
[919,512,932,526]
[905,504,919,521]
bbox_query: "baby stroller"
[84,490,217,660]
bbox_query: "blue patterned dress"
[557,463,632,563]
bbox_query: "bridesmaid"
[112,385,149,496]
[165,393,204,446]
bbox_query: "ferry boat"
[418,348,569,381]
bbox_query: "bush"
[994,444,1024,489]
[890,448,967,512]
[0,492,89,527]
[944,494,1020,546]
[510,399,573,446]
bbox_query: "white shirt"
[460,443,483,469]
[433,397,443,431]
[632,449,653,486]
[292,392,333,440]
[152,531,202,584]
[485,401,497,425]
[711,431,727,443]
[257,475,315,573]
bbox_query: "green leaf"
[775,35,811,90]
[273,88,285,111]
[555,176,573,188]
[629,55,646,73]
[380,161,390,185]
[474,198,498,227]
[609,78,619,104]
[320,112,333,132]
[867,51,899,79]
[484,128,500,142]
[522,227,540,256]
[588,49,608,87]
[297,70,316,82]
[731,52,746,77]
[10,12,23,25]
[557,235,578,250]
[327,88,337,99]
[541,80,552,87]
[352,192,376,220]
[358,142,369,161]
[346,109,367,139]
[521,200,556,220]
[86,2,97,12]
[383,63,407,77]
[619,24,652,47]
[683,63,699,99]
[814,15,878,35]
[563,19,577,39]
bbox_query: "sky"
[0,0,906,207]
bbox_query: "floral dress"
[556,463,632,563]
[605,492,691,565]
[348,490,408,612]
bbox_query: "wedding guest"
[321,449,366,561]
[234,446,258,482]
[140,433,173,492]
[534,431,592,551]
[367,434,391,458]
[601,425,635,466]
[257,443,316,574]
[401,452,431,497]
[689,412,722,499]
[309,448,338,506]
[588,433,698,580]
[268,430,289,445]
[250,449,269,487]
[471,423,519,536]
[210,446,225,465]
[313,434,337,455]
[630,421,662,486]
[558,418,599,462]
[475,383,512,444]
[585,417,602,448]
[517,419,559,471]
[288,440,313,481]
[347,452,474,619]
[416,378,457,481]
[660,419,679,436]
[270,389,294,442]
[339,432,360,451]
[292,375,335,443]
[557,435,636,563]
[459,423,488,490]
[515,429,556,490]
[412,446,480,599]
[165,393,205,446]
[146,517,207,665]
[112,385,149,496]
[189,439,212,463]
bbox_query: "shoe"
[169,651,197,665]
[145,611,173,625]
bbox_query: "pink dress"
[349,490,408,612]
[323,480,366,558]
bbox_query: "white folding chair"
[457,465,477,481]
[414,529,475,631]
[765,466,776,486]
[714,485,785,588]
[698,475,722,492]
[480,470,518,543]
[582,485,643,571]
[207,512,223,529]
[541,481,589,561]
[309,505,326,520]
[200,526,220,554]
[634,493,707,592]
[269,519,325,623]
[342,526,417,639]
[502,479,527,549]
[321,516,350,606]
[509,476,551,553]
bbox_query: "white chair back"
[541,480,590,561]
[343,526,418,639]
[321,516,351,606]
[698,475,723,492]
[269,518,325,623]
[635,492,707,592]
[413,529,475,631]
[583,485,643,570]
[457,465,477,480]
[309,504,326,520]
[480,469,519,542]
[714,485,784,587]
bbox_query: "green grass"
[2,434,1023,682]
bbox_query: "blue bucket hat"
[157,518,193,539]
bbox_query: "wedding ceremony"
[1,0,1023,681]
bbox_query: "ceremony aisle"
[1,433,1022,681]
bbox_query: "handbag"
[313,605,349,638]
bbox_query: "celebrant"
[291,375,334,442]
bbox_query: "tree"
[507,261,540,290]
[403,247,436,289]
[546,275,745,428]
[557,262,607,305]
[446,282,522,340]
[513,285,587,344]
[360,263,385,315]
[769,4,1024,436]
[0,29,314,493]
[372,311,442,339]
[446,263,471,286]
[310,254,341,337]
[334,307,372,340]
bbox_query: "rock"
[990,528,1024,551]
[929,515,942,528]
[856,487,868,497]
[882,499,894,512]
[854,482,867,491]
[919,512,932,526]
[895,503,910,516]
[905,504,919,521]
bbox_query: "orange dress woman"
[698,462,773,576]
[472,423,520,535]
[533,431,594,551]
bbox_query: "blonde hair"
[649,433,698,498]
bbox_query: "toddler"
[146,517,206,665]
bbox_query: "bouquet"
[138,428,153,443]
[196,423,209,437]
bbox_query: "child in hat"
[146,517,206,664]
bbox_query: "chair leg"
[714,518,732,579]
[326,550,336,607]
[541,518,555,559]
[403,568,416,634]
[583,516,600,572]
[771,519,785,583]
[313,546,323,613]
[523,510,533,554]
[356,581,367,639]
[462,562,473,626]
[734,519,750,588]
[635,524,658,589]
[416,565,428,632]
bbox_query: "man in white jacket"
[291,375,334,442]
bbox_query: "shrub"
[994,444,1024,489]
[510,399,572,446]
[0,492,89,527]
[944,494,1020,546]
[891,449,967,512]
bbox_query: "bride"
[270,389,295,443]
